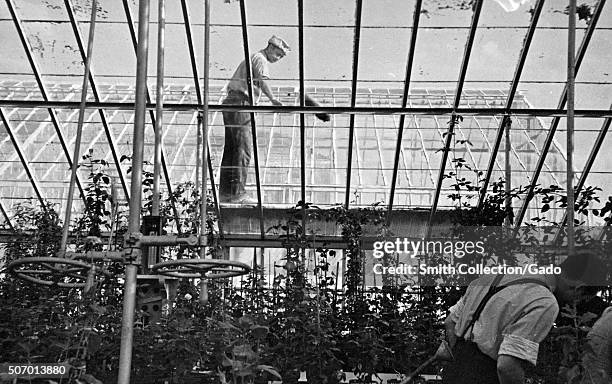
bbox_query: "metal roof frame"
[6,0,86,204]
[1,99,611,118]
[180,0,223,236]
[553,104,612,244]
[477,0,545,209]
[387,0,423,224]
[426,0,484,235]
[344,0,363,209]
[121,0,183,231]
[0,108,46,208]
[0,0,610,242]
[514,0,605,228]
[238,0,265,238]
[64,0,130,200]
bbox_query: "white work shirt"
[227,50,270,99]
[449,273,559,366]
[582,306,612,384]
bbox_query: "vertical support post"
[60,0,97,252]
[199,0,211,258]
[152,0,165,215]
[504,116,512,227]
[118,0,150,382]
[567,0,576,254]
[298,0,306,229]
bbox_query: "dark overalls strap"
[443,276,550,384]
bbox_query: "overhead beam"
[6,0,85,203]
[514,0,605,228]
[2,100,612,118]
[344,0,364,209]
[427,0,484,235]
[387,0,423,223]
[478,0,544,209]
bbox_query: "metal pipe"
[344,0,363,209]
[567,0,576,254]
[298,0,306,225]
[121,0,181,231]
[152,0,166,216]
[139,234,198,246]
[199,0,210,256]
[1,99,612,118]
[117,0,150,382]
[505,116,512,227]
[60,0,97,252]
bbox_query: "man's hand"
[444,316,458,349]
[271,99,283,106]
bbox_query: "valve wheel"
[7,257,107,288]
[152,258,250,279]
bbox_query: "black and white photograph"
[1,0,612,383]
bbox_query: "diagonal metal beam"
[6,0,85,203]
[427,0,483,234]
[64,0,130,201]
[0,108,46,209]
[478,0,544,209]
[239,0,265,238]
[514,0,605,229]
[0,199,13,230]
[387,0,422,223]
[121,0,181,229]
[180,0,223,235]
[180,0,203,104]
[2,100,77,177]
[344,0,364,209]
[553,105,612,244]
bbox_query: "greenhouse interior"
[1,0,612,383]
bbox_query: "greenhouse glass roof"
[0,0,611,238]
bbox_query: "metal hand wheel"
[151,258,250,279]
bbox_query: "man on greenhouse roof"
[442,250,609,384]
[219,35,290,205]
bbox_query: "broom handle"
[399,355,437,384]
